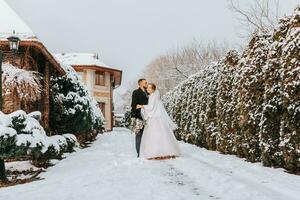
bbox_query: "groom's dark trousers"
[131,87,148,157]
[135,127,144,157]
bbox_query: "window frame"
[95,71,105,86]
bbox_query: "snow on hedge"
[163,7,300,173]
[0,110,78,160]
[53,61,104,121]
[50,59,104,135]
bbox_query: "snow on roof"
[54,53,118,70]
[0,0,36,40]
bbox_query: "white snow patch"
[5,161,39,172]
[55,53,117,70]
[0,128,299,200]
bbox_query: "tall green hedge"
[163,7,300,173]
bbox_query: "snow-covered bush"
[63,134,78,152]
[163,7,300,173]
[123,110,132,128]
[262,8,300,171]
[2,63,42,102]
[0,125,17,158]
[0,111,78,161]
[50,62,104,140]
[215,50,240,155]
[164,60,222,148]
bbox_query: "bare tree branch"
[228,0,281,37]
[141,40,229,95]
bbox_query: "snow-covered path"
[1,128,299,200]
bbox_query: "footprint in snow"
[163,163,222,199]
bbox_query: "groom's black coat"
[131,88,148,120]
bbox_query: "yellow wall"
[77,70,113,131]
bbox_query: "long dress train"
[140,90,180,159]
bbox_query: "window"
[98,102,106,117]
[95,72,105,86]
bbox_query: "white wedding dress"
[140,90,180,159]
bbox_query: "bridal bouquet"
[130,118,146,135]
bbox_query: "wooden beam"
[43,62,50,134]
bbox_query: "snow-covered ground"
[5,161,39,172]
[0,128,299,200]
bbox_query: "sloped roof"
[0,0,36,40]
[54,53,118,70]
[0,0,65,75]
[55,53,122,87]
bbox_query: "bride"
[136,83,180,159]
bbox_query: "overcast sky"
[6,0,299,91]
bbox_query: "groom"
[131,78,148,157]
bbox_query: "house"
[55,53,122,131]
[0,0,66,131]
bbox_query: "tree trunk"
[0,159,6,180]
[43,62,50,134]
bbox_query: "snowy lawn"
[5,161,41,173]
[0,128,299,200]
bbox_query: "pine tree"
[50,64,104,137]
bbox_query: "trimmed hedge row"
[163,7,300,173]
[0,110,78,161]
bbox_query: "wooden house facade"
[0,0,66,131]
[0,39,66,131]
[0,0,122,132]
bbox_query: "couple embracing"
[131,79,180,160]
